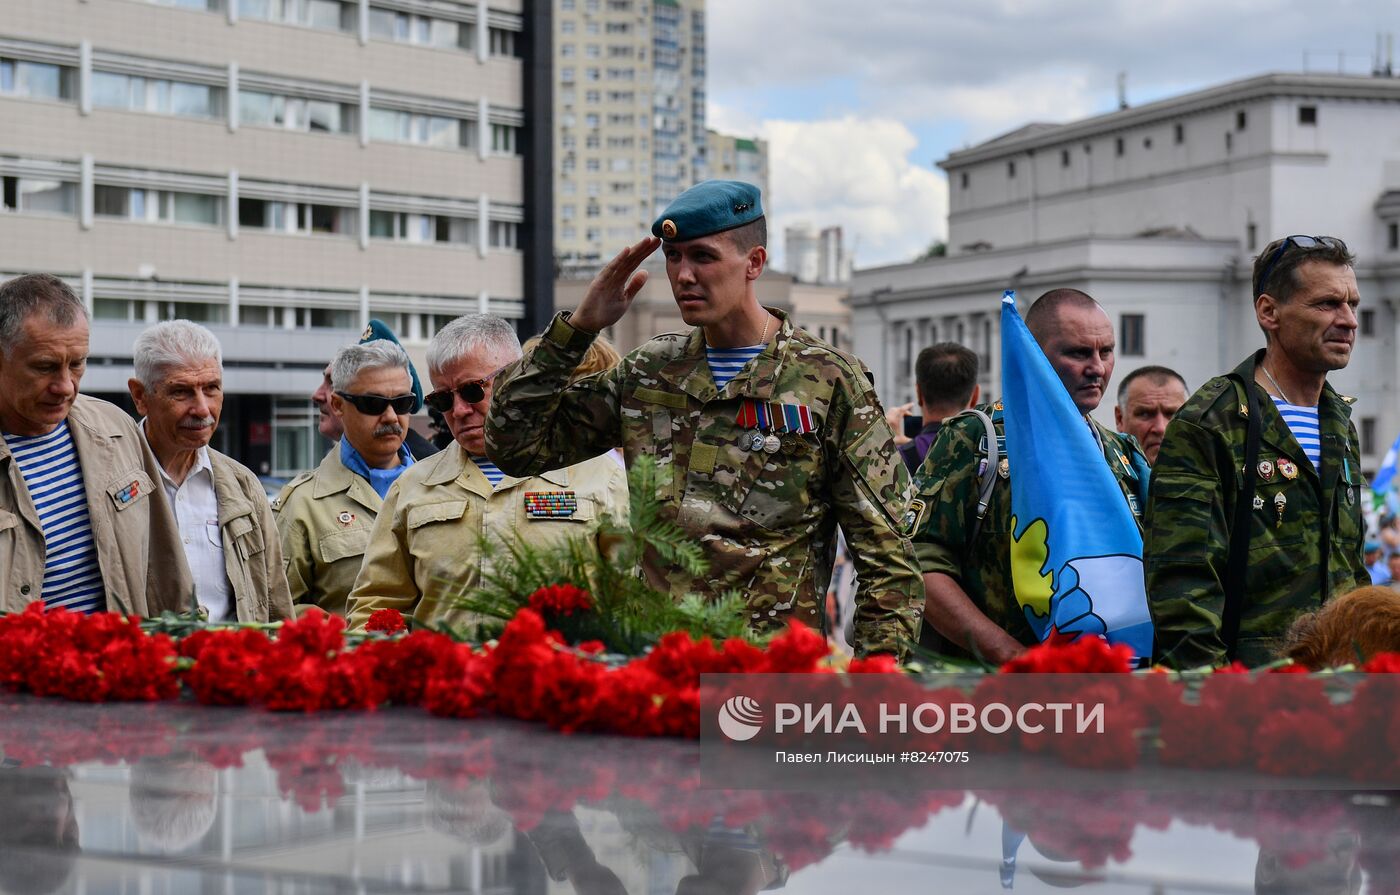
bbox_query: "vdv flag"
[1371,431,1400,498]
[1000,291,1154,660]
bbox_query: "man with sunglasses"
[274,340,417,616]
[344,314,627,633]
[1145,235,1370,668]
[485,181,923,658]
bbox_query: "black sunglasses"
[1254,235,1345,298]
[424,379,491,413]
[335,391,417,415]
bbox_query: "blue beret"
[1367,541,1382,553]
[359,319,423,413]
[651,180,763,242]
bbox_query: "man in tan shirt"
[274,340,418,616]
[346,314,628,633]
[129,320,293,623]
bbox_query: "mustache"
[373,423,404,437]
[179,417,216,430]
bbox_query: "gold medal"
[1278,458,1298,480]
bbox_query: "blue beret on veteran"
[359,318,424,413]
[651,180,763,241]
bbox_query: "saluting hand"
[570,236,660,333]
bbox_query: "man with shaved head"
[910,288,1150,661]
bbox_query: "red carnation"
[365,608,407,634]
[527,583,593,617]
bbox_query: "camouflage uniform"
[486,308,923,655]
[1145,351,1368,668]
[911,403,1150,658]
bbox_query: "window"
[585,44,601,58]
[1236,110,1247,131]
[368,9,472,50]
[1006,160,1015,178]
[368,210,475,245]
[959,171,968,190]
[1363,417,1377,456]
[1389,222,1398,250]
[1361,308,1376,337]
[1174,123,1184,144]
[1143,136,1153,149]
[368,108,473,149]
[1115,137,1125,156]
[560,43,575,57]
[144,0,224,8]
[93,185,223,226]
[586,89,600,103]
[237,0,352,32]
[1120,313,1145,357]
[238,198,356,236]
[561,20,575,33]
[489,220,519,249]
[1225,131,1233,153]
[1,176,77,215]
[240,91,355,133]
[1299,105,1317,125]
[491,123,520,156]
[0,58,75,101]
[1247,222,1257,252]
[489,27,521,58]
[1060,149,1070,168]
[91,72,222,119]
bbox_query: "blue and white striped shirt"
[3,424,105,613]
[707,345,765,391]
[472,457,506,488]
[1272,398,1322,471]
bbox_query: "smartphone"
[903,414,924,439]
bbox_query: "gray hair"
[330,339,412,393]
[427,314,521,375]
[0,273,88,357]
[133,321,223,388]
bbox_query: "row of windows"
[559,225,641,242]
[0,57,523,154]
[560,67,640,83]
[560,201,646,219]
[560,44,641,59]
[560,20,645,36]
[0,179,522,248]
[560,156,647,174]
[559,0,642,11]
[140,0,524,57]
[558,180,647,198]
[91,299,490,342]
[559,88,652,107]
[963,106,1319,189]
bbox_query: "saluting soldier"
[1145,235,1369,668]
[486,181,923,656]
[912,289,1150,663]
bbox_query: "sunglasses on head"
[335,391,417,415]
[1254,235,1345,298]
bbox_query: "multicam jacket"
[1145,351,1368,669]
[485,308,924,656]
[910,404,1150,659]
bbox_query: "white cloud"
[756,117,948,270]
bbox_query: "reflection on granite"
[0,693,1396,894]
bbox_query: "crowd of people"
[0,179,1394,669]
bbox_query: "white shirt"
[143,423,232,622]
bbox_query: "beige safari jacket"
[207,450,295,622]
[345,445,629,632]
[272,444,385,617]
[0,395,193,615]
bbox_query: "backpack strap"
[950,407,999,546]
[1221,373,1263,663]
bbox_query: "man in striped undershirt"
[1146,236,1370,668]
[0,273,191,616]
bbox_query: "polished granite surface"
[0,693,1395,894]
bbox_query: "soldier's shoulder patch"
[901,497,928,537]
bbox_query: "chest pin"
[1273,492,1286,528]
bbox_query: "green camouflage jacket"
[1145,351,1368,669]
[485,308,924,656]
[911,403,1150,659]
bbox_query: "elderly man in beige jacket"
[128,321,294,623]
[345,314,628,633]
[0,274,191,615]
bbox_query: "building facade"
[553,0,705,273]
[851,72,1400,472]
[0,0,550,476]
[706,128,767,199]
[784,222,849,285]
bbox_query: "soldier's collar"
[662,307,790,401]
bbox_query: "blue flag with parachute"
[1372,430,1400,506]
[1000,291,1154,661]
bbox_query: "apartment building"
[851,72,1400,471]
[553,0,704,272]
[706,128,767,202]
[0,0,550,477]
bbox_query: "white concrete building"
[0,0,551,477]
[851,72,1400,472]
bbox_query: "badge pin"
[997,458,1010,479]
[1278,458,1298,480]
[1347,487,1356,507]
[337,511,355,526]
[1273,492,1287,528]
[1257,459,1275,481]
[1253,495,1265,511]
[762,434,781,454]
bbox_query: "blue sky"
[704,0,1397,269]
